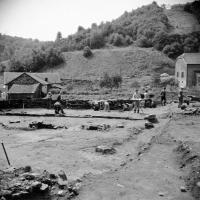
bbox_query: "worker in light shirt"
[132,89,141,113]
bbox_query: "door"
[196,73,200,87]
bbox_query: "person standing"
[144,90,149,108]
[47,91,52,109]
[178,88,184,108]
[160,87,166,106]
[104,101,110,111]
[132,89,141,113]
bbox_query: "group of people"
[160,87,185,108]
[131,87,186,114]
[47,86,186,115]
[131,89,153,113]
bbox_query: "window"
[181,72,184,78]
[177,72,179,77]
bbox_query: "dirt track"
[0,104,199,199]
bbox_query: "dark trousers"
[178,97,183,108]
[54,105,64,114]
[161,97,166,106]
[134,100,140,113]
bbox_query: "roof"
[177,53,200,65]
[4,72,61,85]
[8,83,40,94]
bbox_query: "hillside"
[0,1,200,75]
[42,47,174,80]
[166,6,200,34]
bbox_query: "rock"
[24,165,32,172]
[144,115,158,123]
[71,182,82,195]
[23,173,35,180]
[49,173,57,179]
[158,192,165,196]
[116,124,124,128]
[12,191,29,199]
[58,170,67,181]
[180,186,187,192]
[82,124,110,131]
[58,178,68,189]
[181,105,187,110]
[31,181,42,190]
[57,190,65,197]
[40,183,49,191]
[0,190,12,198]
[95,145,116,154]
[196,182,200,187]
[145,122,154,129]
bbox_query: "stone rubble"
[0,166,81,200]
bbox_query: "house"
[175,53,200,88]
[4,72,61,100]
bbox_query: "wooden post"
[1,141,11,166]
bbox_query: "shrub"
[160,76,178,88]
[83,46,93,57]
[137,36,152,47]
[131,80,140,88]
[109,33,125,46]
[99,73,122,90]
[162,42,183,59]
[112,74,122,88]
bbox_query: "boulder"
[58,170,67,181]
[95,145,116,154]
[145,122,154,129]
[40,183,49,192]
[31,181,42,190]
[24,165,32,173]
[180,186,187,192]
[144,115,158,123]
[57,190,66,197]
[0,190,12,198]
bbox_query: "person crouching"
[54,101,65,115]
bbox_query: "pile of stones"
[0,166,81,200]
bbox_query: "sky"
[0,0,194,41]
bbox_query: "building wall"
[8,93,34,100]
[8,84,42,100]
[187,64,200,87]
[175,58,187,88]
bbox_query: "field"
[1,104,200,199]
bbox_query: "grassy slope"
[166,8,200,34]
[40,46,175,100]
[42,46,174,80]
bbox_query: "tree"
[137,36,152,47]
[109,33,125,46]
[90,31,105,49]
[77,26,85,32]
[163,42,183,59]
[55,31,62,42]
[83,46,93,58]
[153,31,169,51]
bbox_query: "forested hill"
[0,1,200,73]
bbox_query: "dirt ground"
[0,104,199,200]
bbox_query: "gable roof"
[4,72,61,85]
[8,83,40,94]
[178,53,200,65]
